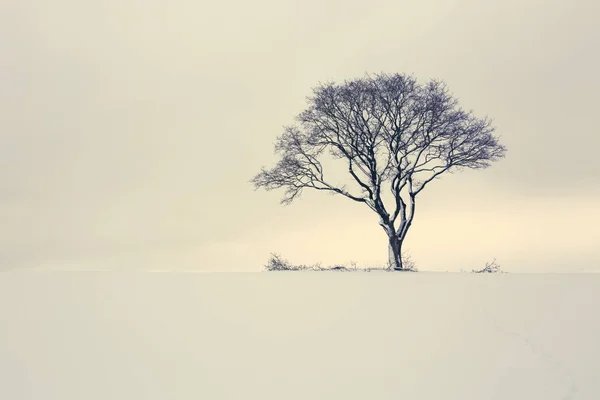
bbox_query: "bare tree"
[252,73,506,271]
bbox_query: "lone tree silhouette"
[252,73,506,270]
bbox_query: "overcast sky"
[1,0,599,272]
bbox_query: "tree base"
[393,267,415,272]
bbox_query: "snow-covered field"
[1,271,598,399]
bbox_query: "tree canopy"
[253,73,506,270]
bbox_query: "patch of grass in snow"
[263,253,417,272]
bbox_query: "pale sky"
[1,0,599,272]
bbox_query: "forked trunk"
[388,234,404,271]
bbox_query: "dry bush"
[264,254,417,272]
[472,258,504,273]
[264,254,312,271]
[399,252,418,272]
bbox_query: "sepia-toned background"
[2,0,599,272]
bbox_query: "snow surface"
[1,271,598,400]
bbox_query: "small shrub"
[264,254,311,271]
[472,258,504,273]
[401,252,418,272]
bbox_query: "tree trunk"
[388,235,404,271]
